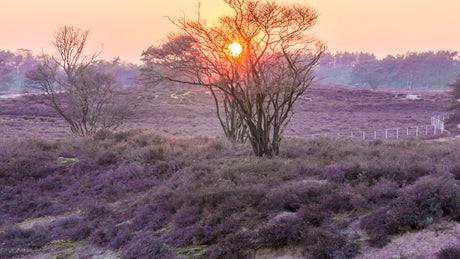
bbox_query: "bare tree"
[27,26,133,136]
[141,0,326,156]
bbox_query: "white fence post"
[374,131,377,139]
[363,132,365,140]
[416,126,418,136]
[396,128,399,139]
[385,129,388,139]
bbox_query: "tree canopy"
[141,0,326,156]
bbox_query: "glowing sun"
[228,42,242,56]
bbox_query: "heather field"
[1,84,460,259]
[0,83,451,140]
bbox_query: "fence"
[431,115,447,134]
[309,115,448,141]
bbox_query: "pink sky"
[0,0,459,63]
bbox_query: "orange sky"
[0,0,459,63]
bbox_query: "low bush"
[360,174,460,247]
[436,245,460,259]
[257,215,308,248]
[205,231,255,259]
[122,232,176,259]
[0,225,50,250]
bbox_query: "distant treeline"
[317,50,460,89]
[2,49,459,91]
[0,49,139,92]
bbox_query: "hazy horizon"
[1,0,459,63]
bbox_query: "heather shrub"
[359,179,399,205]
[68,158,99,175]
[324,165,345,183]
[96,149,119,165]
[161,225,197,247]
[450,165,460,180]
[81,201,112,222]
[192,215,240,245]
[0,225,50,249]
[172,204,200,228]
[205,231,255,259]
[132,204,169,231]
[90,223,131,248]
[108,223,132,249]
[306,227,360,259]
[263,180,334,211]
[436,245,460,259]
[93,128,115,141]
[297,204,330,227]
[1,190,66,223]
[360,174,460,247]
[122,232,176,259]
[257,215,308,248]
[320,191,356,213]
[48,215,93,241]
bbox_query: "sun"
[228,42,242,56]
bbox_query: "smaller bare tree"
[27,26,133,136]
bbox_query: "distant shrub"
[93,128,114,141]
[436,245,460,259]
[122,232,176,259]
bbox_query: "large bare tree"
[27,26,133,136]
[141,0,326,156]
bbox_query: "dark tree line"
[317,50,459,89]
[0,49,139,92]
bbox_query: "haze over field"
[1,0,459,63]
